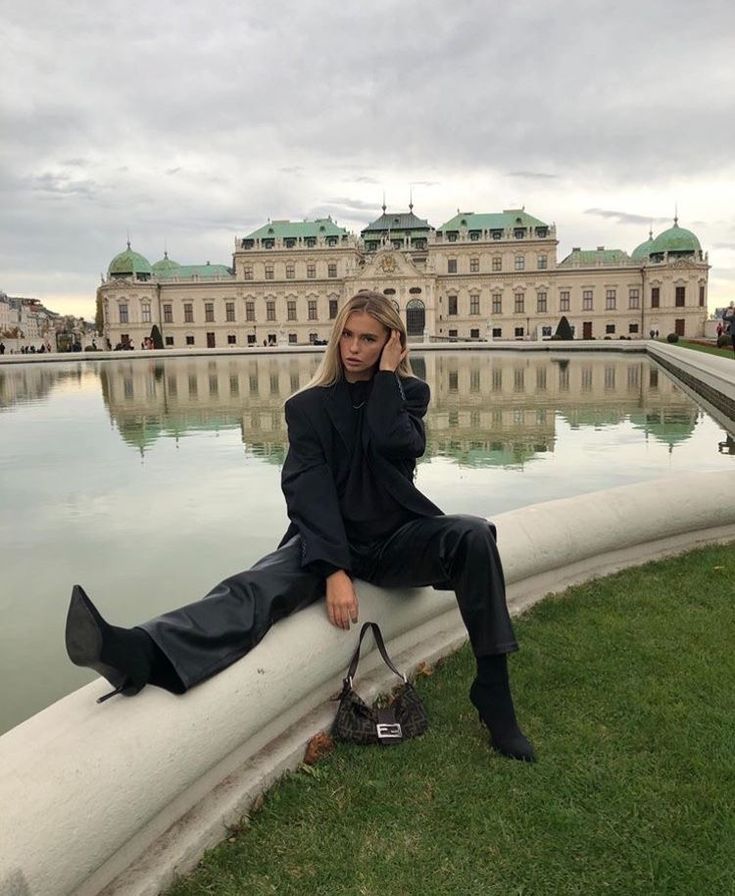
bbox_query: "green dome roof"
[649,221,701,256]
[152,252,181,274]
[108,243,153,276]
[631,234,655,261]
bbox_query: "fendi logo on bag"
[376,708,403,744]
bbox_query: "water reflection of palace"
[0,364,95,410]
[0,355,700,462]
[90,353,700,464]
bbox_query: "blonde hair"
[300,291,414,392]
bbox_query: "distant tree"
[150,325,164,349]
[553,315,574,340]
[95,296,104,334]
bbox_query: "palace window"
[628,288,640,309]
[205,302,215,322]
[308,300,318,320]
[470,328,480,339]
[305,237,316,247]
[165,336,174,346]
[266,300,276,321]
[699,284,705,306]
[514,255,525,271]
[119,304,129,324]
[247,334,256,345]
[245,301,255,322]
[582,290,593,311]
[675,286,686,307]
[141,304,151,323]
[307,263,316,279]
[629,323,639,334]
[537,254,547,270]
[309,332,318,343]
[514,293,525,314]
[492,256,502,272]
[448,295,458,316]
[651,286,660,308]
[560,290,570,312]
[492,293,502,314]
[448,258,457,273]
[606,323,616,334]
[286,263,295,279]
[492,327,502,338]
[470,257,479,273]
[163,304,173,323]
[186,335,195,346]
[605,289,616,310]
[675,318,685,335]
[537,292,547,313]
[514,327,524,338]
[289,334,297,344]
[448,329,458,338]
[470,293,480,315]
[225,301,235,322]
[184,303,194,323]
[227,334,236,345]
[328,263,337,278]
[287,300,297,321]
[329,299,338,319]
[243,266,253,280]
[265,264,274,280]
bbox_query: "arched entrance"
[406,299,425,337]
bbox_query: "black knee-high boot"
[471,654,535,762]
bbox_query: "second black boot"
[471,653,536,762]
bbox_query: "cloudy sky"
[2,0,734,318]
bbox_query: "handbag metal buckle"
[376,722,402,740]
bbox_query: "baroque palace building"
[98,205,709,349]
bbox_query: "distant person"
[0,341,5,355]
[64,291,535,762]
[91,340,98,351]
[723,302,735,357]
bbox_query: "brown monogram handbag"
[332,622,428,746]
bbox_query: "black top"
[340,379,417,544]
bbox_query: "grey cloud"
[323,197,381,212]
[585,209,671,226]
[507,172,559,181]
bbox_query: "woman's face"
[339,310,390,382]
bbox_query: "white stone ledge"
[1,472,734,896]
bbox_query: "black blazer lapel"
[324,380,355,455]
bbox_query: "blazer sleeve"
[281,396,352,573]
[364,371,429,460]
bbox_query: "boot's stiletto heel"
[65,585,151,702]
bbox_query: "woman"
[66,292,534,761]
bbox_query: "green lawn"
[678,339,735,360]
[169,545,735,896]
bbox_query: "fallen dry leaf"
[303,731,335,765]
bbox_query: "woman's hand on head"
[325,570,359,630]
[379,329,407,373]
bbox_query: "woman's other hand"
[379,329,407,373]
[325,570,359,630]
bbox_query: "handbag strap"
[345,621,407,686]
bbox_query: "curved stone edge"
[1,471,734,896]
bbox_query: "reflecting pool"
[1,351,732,733]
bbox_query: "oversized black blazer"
[279,370,443,572]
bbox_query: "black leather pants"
[140,515,517,693]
